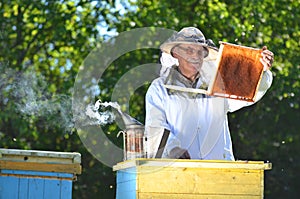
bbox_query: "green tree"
[0,0,119,198]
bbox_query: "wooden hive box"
[0,148,81,199]
[113,159,271,199]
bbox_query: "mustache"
[187,58,202,64]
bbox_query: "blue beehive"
[0,148,81,199]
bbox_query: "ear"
[171,50,180,59]
[203,47,209,58]
[170,46,179,58]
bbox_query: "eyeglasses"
[175,45,208,57]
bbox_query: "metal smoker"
[116,110,146,161]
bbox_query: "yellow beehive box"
[113,159,271,199]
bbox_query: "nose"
[189,50,204,61]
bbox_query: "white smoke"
[0,64,116,134]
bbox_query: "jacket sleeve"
[145,79,181,158]
[227,70,273,113]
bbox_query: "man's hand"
[261,46,274,71]
[169,147,191,159]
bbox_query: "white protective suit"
[145,53,273,160]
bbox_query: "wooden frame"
[164,42,264,102]
[209,42,264,102]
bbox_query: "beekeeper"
[145,27,274,160]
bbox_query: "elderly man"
[145,27,274,160]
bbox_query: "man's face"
[172,44,207,78]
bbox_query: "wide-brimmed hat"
[160,27,219,61]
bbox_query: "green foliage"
[0,0,299,198]
[0,0,119,198]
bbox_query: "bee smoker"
[116,111,146,161]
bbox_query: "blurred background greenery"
[0,0,299,198]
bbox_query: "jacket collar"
[164,65,208,97]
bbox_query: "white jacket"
[145,60,273,160]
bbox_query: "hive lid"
[0,148,81,164]
[0,148,82,174]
